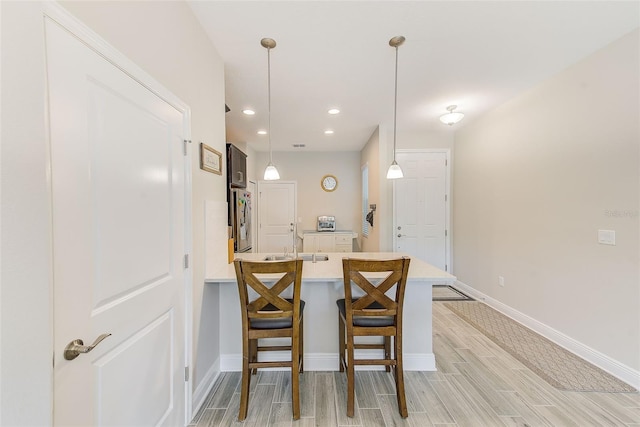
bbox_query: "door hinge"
[445,264,448,271]
[445,194,448,202]
[445,229,448,237]
[185,366,189,382]
[183,139,192,155]
[184,254,189,269]
[445,159,448,166]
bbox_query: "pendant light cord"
[393,45,398,163]
[267,46,273,164]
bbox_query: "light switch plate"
[598,229,616,245]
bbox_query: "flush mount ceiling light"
[257,130,267,135]
[386,36,405,180]
[242,109,255,115]
[261,37,280,180]
[328,108,340,115]
[440,105,465,126]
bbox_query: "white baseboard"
[191,357,221,419]
[220,351,436,372]
[454,280,640,390]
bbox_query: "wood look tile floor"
[189,302,640,426]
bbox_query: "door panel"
[257,182,296,253]
[96,312,174,426]
[89,79,174,308]
[46,17,186,426]
[395,151,448,270]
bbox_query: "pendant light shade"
[264,162,280,180]
[440,105,464,126]
[262,38,280,180]
[386,161,403,179]
[387,36,405,180]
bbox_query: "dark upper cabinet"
[226,143,247,188]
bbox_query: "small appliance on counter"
[317,215,336,232]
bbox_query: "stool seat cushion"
[336,298,393,327]
[250,299,305,329]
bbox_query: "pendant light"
[386,36,405,180]
[439,105,465,126]
[262,37,280,180]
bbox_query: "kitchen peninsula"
[205,252,455,372]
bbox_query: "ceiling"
[188,1,639,152]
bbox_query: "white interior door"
[394,151,449,271]
[257,181,297,253]
[46,16,188,426]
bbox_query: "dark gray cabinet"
[226,143,247,188]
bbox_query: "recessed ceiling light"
[257,130,267,135]
[324,130,334,135]
[242,109,255,115]
[328,108,340,115]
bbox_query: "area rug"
[433,285,473,301]
[444,301,637,393]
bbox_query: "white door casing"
[46,10,190,426]
[257,181,297,253]
[393,150,450,272]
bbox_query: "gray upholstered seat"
[336,299,393,327]
[250,300,306,329]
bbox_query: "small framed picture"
[200,143,222,175]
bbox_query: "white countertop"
[205,252,456,283]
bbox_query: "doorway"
[257,181,297,253]
[393,150,451,272]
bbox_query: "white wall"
[453,29,640,371]
[0,2,227,424]
[1,2,52,424]
[360,128,382,252]
[396,129,455,151]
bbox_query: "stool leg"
[292,323,301,420]
[346,332,355,417]
[250,339,258,375]
[394,334,408,418]
[239,337,252,421]
[299,316,304,373]
[384,336,391,372]
[338,314,345,372]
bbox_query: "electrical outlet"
[598,229,616,245]
[498,276,505,287]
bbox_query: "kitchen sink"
[300,254,329,262]
[262,255,293,261]
[263,254,329,262]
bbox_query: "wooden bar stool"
[336,257,411,418]
[233,258,305,420]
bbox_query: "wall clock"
[321,174,338,192]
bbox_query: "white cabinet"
[334,233,353,253]
[302,231,355,253]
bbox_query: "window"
[362,164,369,237]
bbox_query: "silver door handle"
[397,234,404,238]
[64,333,111,360]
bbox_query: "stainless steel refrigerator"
[230,189,252,252]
